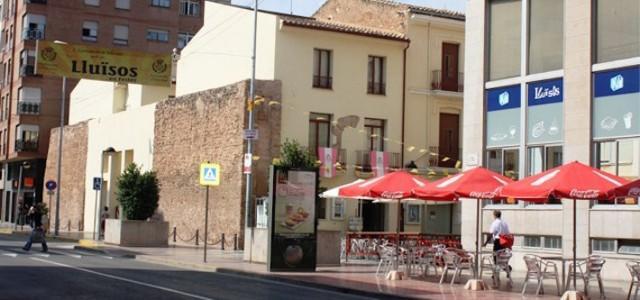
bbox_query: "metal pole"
[573,198,577,290]
[244,0,258,257]
[475,199,480,279]
[95,152,105,241]
[394,201,401,271]
[204,185,209,263]
[14,165,23,229]
[55,76,66,236]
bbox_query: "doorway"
[441,43,459,92]
[438,113,460,168]
[362,201,385,232]
[422,204,454,234]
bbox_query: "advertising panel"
[35,40,171,86]
[593,66,640,139]
[527,78,563,144]
[486,85,521,148]
[268,166,318,272]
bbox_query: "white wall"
[176,2,278,96]
[82,104,156,232]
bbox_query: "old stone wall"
[313,0,409,34]
[44,121,89,232]
[153,79,281,247]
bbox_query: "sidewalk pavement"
[73,243,633,299]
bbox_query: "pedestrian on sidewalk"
[484,210,512,274]
[22,204,48,252]
[100,206,110,239]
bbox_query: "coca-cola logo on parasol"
[568,189,600,199]
[469,187,503,199]
[380,191,405,199]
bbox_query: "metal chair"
[567,255,606,298]
[375,245,396,276]
[439,248,474,285]
[522,254,561,296]
[627,261,640,300]
[480,248,513,287]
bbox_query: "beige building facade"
[463,0,640,280]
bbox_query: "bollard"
[195,229,199,246]
[173,226,177,243]
[233,234,238,251]
[221,233,225,250]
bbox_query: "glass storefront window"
[489,0,522,80]
[528,0,563,74]
[527,145,562,204]
[595,0,640,63]
[594,138,640,205]
[487,148,520,205]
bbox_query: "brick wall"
[313,0,409,34]
[43,121,89,232]
[154,79,281,247]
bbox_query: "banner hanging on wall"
[35,40,172,86]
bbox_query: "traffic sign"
[243,154,252,174]
[243,129,259,140]
[199,163,220,186]
[93,177,103,191]
[45,180,57,191]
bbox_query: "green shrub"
[116,163,160,220]
[275,139,317,169]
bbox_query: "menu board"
[268,166,318,272]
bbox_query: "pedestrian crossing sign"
[199,163,220,186]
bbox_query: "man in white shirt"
[484,210,512,273]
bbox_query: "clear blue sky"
[231,0,465,16]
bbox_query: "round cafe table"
[539,256,587,292]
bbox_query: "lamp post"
[94,147,116,241]
[14,161,31,229]
[53,40,67,237]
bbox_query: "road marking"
[34,253,50,258]
[0,250,17,258]
[30,257,214,300]
[50,251,81,259]
[73,250,113,259]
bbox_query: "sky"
[230,0,466,17]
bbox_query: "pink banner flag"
[318,147,337,178]
[370,151,389,177]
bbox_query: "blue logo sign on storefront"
[487,85,521,111]
[528,78,563,106]
[594,66,640,97]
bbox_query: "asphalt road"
[0,235,374,300]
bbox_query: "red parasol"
[339,171,433,277]
[500,161,628,291]
[414,167,514,282]
[607,179,640,200]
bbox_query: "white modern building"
[463,0,640,280]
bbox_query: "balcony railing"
[22,28,45,40]
[20,65,35,76]
[312,75,332,89]
[354,150,402,173]
[17,102,40,115]
[25,0,47,4]
[15,140,38,152]
[367,81,386,95]
[311,148,347,169]
[431,70,464,93]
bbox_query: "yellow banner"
[35,40,171,86]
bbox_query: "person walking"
[22,204,48,252]
[100,206,110,239]
[484,210,512,276]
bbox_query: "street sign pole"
[204,185,209,263]
[55,75,66,237]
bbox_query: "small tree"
[275,139,317,169]
[116,163,160,221]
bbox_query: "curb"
[0,231,82,243]
[134,255,415,300]
[74,245,136,258]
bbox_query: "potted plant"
[104,163,168,247]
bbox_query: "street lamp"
[14,161,31,229]
[94,147,116,240]
[53,40,67,237]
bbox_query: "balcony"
[17,102,40,115]
[15,140,38,152]
[312,75,332,89]
[311,148,347,170]
[354,150,402,176]
[20,65,35,76]
[431,70,464,93]
[367,82,386,95]
[25,0,47,4]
